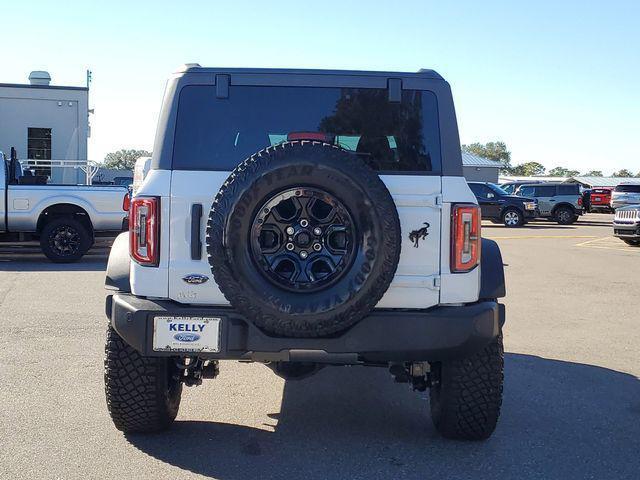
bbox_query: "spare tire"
[206,141,401,337]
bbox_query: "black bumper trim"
[613,224,640,239]
[107,294,504,363]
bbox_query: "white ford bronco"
[104,65,506,441]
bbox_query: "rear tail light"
[451,204,481,273]
[122,192,131,211]
[577,197,583,206]
[130,196,160,266]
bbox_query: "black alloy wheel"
[49,225,81,257]
[251,187,356,292]
[40,217,91,263]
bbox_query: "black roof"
[517,182,567,187]
[174,64,443,80]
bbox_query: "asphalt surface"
[0,213,638,480]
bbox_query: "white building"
[462,152,503,182]
[0,71,89,183]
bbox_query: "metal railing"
[21,159,100,185]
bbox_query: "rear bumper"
[613,222,640,239]
[106,293,505,364]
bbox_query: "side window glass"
[483,187,496,199]
[534,186,556,197]
[558,185,577,195]
[519,186,534,197]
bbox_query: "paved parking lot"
[1,213,638,480]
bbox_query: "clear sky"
[3,0,639,174]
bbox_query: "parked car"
[611,182,640,210]
[515,182,583,224]
[587,187,613,213]
[500,179,542,195]
[468,181,538,227]
[612,205,640,246]
[1,149,129,262]
[103,65,507,441]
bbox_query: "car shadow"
[573,220,613,227]
[125,353,640,480]
[0,240,112,271]
[482,223,578,230]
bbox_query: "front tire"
[502,209,523,227]
[104,325,182,433]
[429,333,504,440]
[40,217,91,263]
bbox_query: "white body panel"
[130,170,172,298]
[439,176,481,304]
[164,171,443,309]
[1,161,127,234]
[130,170,481,308]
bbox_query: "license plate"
[153,316,221,353]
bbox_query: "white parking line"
[574,236,640,252]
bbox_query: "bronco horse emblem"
[409,223,430,248]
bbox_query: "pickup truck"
[1,149,129,262]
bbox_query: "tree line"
[102,144,639,179]
[103,149,152,170]
[462,141,639,178]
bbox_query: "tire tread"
[430,333,504,440]
[205,141,401,337]
[104,325,181,433]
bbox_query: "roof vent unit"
[28,71,51,86]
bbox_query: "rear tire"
[429,332,504,440]
[40,217,91,263]
[104,325,182,433]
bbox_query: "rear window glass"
[615,184,640,193]
[172,85,441,173]
[557,184,578,195]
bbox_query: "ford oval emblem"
[174,333,201,342]
[182,274,209,285]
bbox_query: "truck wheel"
[207,141,401,338]
[40,217,91,263]
[429,332,504,440]
[555,207,576,225]
[623,239,640,246]
[502,209,523,227]
[104,325,182,433]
